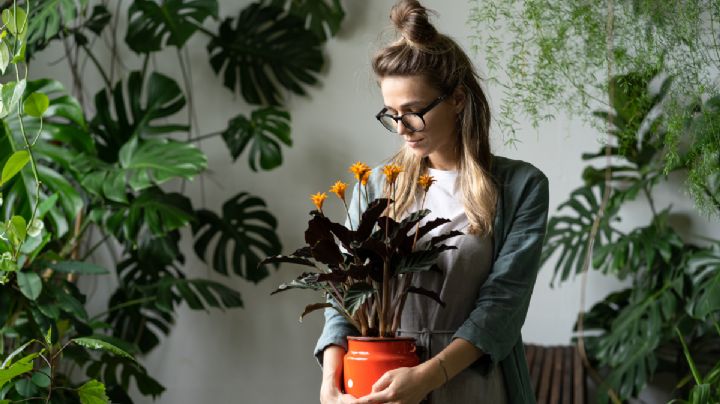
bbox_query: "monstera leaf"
[126,0,218,53]
[27,0,87,46]
[192,192,282,282]
[74,137,206,203]
[91,71,188,162]
[207,1,324,105]
[98,187,195,242]
[221,107,291,171]
[150,277,244,312]
[686,244,720,320]
[270,0,345,41]
[594,280,681,401]
[542,182,619,284]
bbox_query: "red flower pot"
[343,336,420,398]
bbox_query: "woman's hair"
[372,0,497,236]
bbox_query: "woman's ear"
[451,85,465,113]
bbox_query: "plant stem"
[342,199,353,231]
[643,183,658,218]
[675,326,703,385]
[80,43,112,88]
[185,131,223,143]
[79,231,111,261]
[89,296,157,322]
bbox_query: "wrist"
[418,357,447,391]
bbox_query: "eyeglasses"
[375,93,449,133]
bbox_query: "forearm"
[321,345,345,390]
[417,337,485,390]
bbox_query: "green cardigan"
[314,155,549,404]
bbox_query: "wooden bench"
[525,344,586,404]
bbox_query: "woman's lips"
[406,138,423,148]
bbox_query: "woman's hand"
[354,361,443,404]
[320,383,359,404]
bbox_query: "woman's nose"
[396,119,411,135]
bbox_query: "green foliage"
[77,379,109,404]
[193,192,282,282]
[207,1,324,105]
[469,0,720,218]
[543,70,720,402]
[27,0,87,45]
[1,0,346,401]
[222,107,292,171]
[126,0,218,53]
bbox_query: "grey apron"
[396,230,509,404]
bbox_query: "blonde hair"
[373,0,497,236]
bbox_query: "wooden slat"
[550,346,563,404]
[530,345,545,397]
[526,344,537,374]
[537,346,556,404]
[573,345,585,404]
[562,346,573,404]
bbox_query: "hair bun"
[390,0,438,49]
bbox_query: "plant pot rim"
[347,336,416,342]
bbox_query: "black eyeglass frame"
[375,93,450,133]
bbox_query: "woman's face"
[378,75,462,170]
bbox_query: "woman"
[315,1,549,403]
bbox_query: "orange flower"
[360,171,370,186]
[310,192,328,212]
[418,174,436,192]
[329,181,348,202]
[349,161,371,181]
[383,164,404,184]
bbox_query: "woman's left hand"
[353,363,439,404]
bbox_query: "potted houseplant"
[261,162,462,397]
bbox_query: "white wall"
[29,0,719,403]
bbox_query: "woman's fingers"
[371,371,394,393]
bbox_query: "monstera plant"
[0,0,346,402]
[542,69,720,403]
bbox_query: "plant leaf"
[207,2,324,105]
[89,71,188,161]
[126,0,218,53]
[77,379,109,404]
[27,0,86,46]
[299,302,332,322]
[343,282,373,316]
[44,260,109,275]
[0,351,40,391]
[221,107,292,171]
[17,271,42,300]
[72,337,136,362]
[23,92,49,117]
[1,150,30,185]
[192,192,281,282]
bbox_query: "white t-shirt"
[403,167,494,331]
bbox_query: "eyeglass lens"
[378,113,425,133]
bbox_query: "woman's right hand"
[320,383,358,404]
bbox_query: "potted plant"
[261,162,462,397]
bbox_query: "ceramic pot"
[343,336,420,398]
